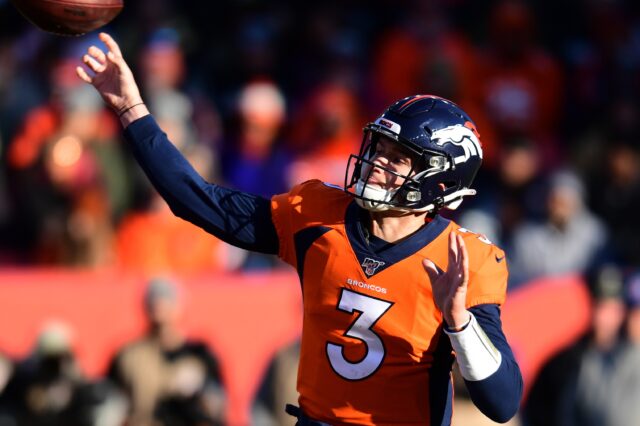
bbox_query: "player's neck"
[368,210,429,243]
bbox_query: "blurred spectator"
[129,26,223,216]
[287,83,361,186]
[624,271,640,345]
[523,264,629,426]
[0,321,100,426]
[233,9,280,83]
[368,3,466,102]
[508,169,608,287]
[220,80,292,270]
[586,139,640,266]
[0,350,13,424]
[0,132,12,263]
[222,80,291,198]
[140,28,187,96]
[0,29,50,144]
[139,27,222,167]
[107,278,226,426]
[561,1,639,135]
[475,0,563,168]
[252,340,300,426]
[459,137,545,249]
[0,352,11,396]
[5,37,128,266]
[365,0,500,158]
[114,190,236,275]
[367,1,501,170]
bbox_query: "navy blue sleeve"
[124,115,279,254]
[465,304,523,423]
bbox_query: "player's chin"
[365,179,387,189]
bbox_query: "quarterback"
[78,33,522,425]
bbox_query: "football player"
[77,33,522,426]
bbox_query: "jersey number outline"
[326,288,393,380]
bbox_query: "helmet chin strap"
[413,188,477,213]
[354,180,396,211]
[354,179,477,213]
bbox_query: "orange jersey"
[271,180,508,425]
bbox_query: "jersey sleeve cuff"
[123,114,159,141]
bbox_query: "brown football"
[10,0,123,36]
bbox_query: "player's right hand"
[75,32,144,118]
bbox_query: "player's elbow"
[481,397,520,423]
[465,359,523,423]
[474,385,522,423]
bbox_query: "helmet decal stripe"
[464,121,481,139]
[397,94,433,113]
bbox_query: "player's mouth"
[366,180,385,189]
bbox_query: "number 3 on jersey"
[326,288,393,380]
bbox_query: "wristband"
[118,102,145,117]
[444,312,502,381]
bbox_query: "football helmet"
[345,95,483,212]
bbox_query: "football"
[10,0,123,36]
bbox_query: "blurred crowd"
[0,0,640,424]
[0,0,639,281]
[524,266,640,426]
[0,278,227,426]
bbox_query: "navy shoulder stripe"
[293,226,332,284]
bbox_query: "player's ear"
[422,259,440,282]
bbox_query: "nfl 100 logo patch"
[361,257,385,277]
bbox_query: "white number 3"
[326,289,393,380]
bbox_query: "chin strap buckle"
[433,197,445,210]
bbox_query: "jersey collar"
[345,202,450,278]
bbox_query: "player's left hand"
[423,232,471,330]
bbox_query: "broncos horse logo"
[432,124,483,165]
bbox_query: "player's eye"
[390,154,410,166]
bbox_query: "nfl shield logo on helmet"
[362,257,385,277]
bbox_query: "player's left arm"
[424,232,522,423]
[450,304,523,423]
